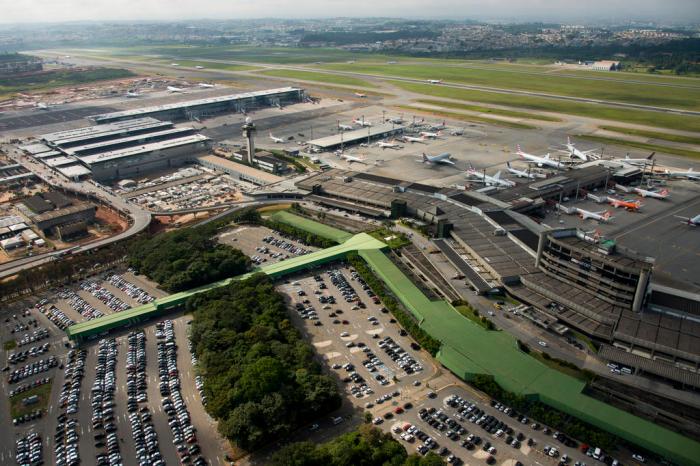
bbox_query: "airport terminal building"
[296,168,700,389]
[88,87,305,124]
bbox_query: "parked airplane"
[340,153,367,164]
[354,92,367,98]
[559,137,598,161]
[466,166,515,187]
[388,117,404,124]
[576,208,613,222]
[633,187,670,199]
[506,162,541,179]
[418,152,454,165]
[450,128,465,136]
[607,197,642,211]
[516,145,564,169]
[675,213,700,226]
[167,86,186,93]
[376,141,401,149]
[125,91,142,98]
[195,65,204,69]
[663,168,699,181]
[403,135,427,144]
[353,118,372,127]
[198,83,215,88]
[338,124,354,131]
[614,152,655,167]
[269,133,285,143]
[419,131,441,139]
[428,79,443,84]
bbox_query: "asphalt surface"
[0,106,116,131]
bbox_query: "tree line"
[270,424,445,466]
[186,274,342,451]
[470,374,617,451]
[347,253,441,356]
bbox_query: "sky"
[0,0,698,24]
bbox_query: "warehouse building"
[88,87,305,124]
[29,203,96,234]
[307,123,406,151]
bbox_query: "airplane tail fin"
[506,162,512,169]
[494,171,501,180]
[660,189,669,196]
[567,136,572,146]
[602,211,612,221]
[516,144,521,153]
[422,153,428,162]
[647,152,655,160]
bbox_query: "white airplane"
[354,92,367,98]
[575,208,613,223]
[388,117,404,124]
[516,145,564,170]
[403,135,427,144]
[450,128,465,136]
[376,141,401,149]
[167,86,186,93]
[559,137,598,161]
[418,152,454,165]
[428,79,443,84]
[125,91,142,98]
[419,131,441,139]
[35,102,50,110]
[269,133,285,143]
[340,153,367,164]
[614,152,655,167]
[675,213,700,226]
[466,167,515,187]
[198,83,215,88]
[663,168,700,181]
[338,124,354,131]
[171,63,179,66]
[506,162,541,179]
[195,65,204,69]
[633,187,670,199]
[353,118,372,127]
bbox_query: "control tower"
[242,117,256,165]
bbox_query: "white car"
[340,332,349,337]
[538,341,548,347]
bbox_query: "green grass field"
[0,68,134,98]
[397,105,536,130]
[318,62,700,111]
[577,134,700,160]
[416,99,561,122]
[394,81,700,133]
[260,69,376,88]
[10,382,52,418]
[598,125,700,145]
[167,60,256,72]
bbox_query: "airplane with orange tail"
[607,197,643,211]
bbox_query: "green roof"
[269,211,353,243]
[66,233,386,339]
[359,248,700,466]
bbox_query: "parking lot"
[274,262,601,466]
[218,225,316,266]
[0,267,230,466]
[119,166,245,212]
[276,263,433,413]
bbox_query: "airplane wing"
[441,159,456,165]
